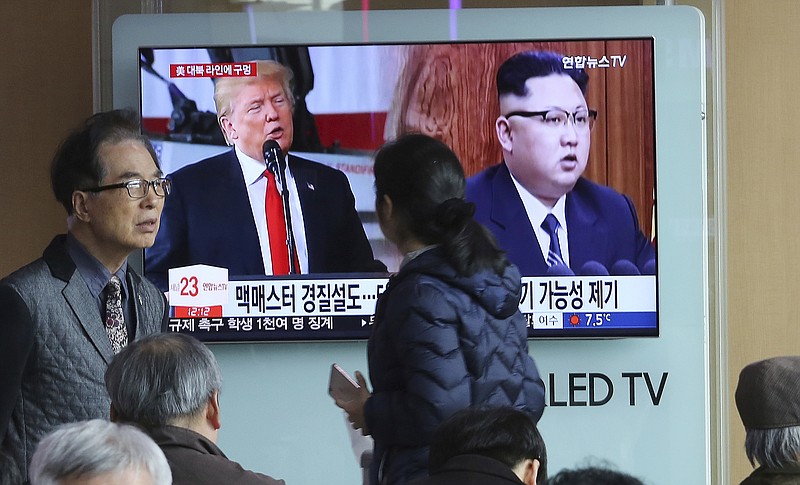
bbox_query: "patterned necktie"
[104,275,128,354]
[541,214,566,267]
[264,169,291,275]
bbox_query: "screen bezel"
[137,38,658,341]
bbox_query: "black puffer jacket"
[364,247,545,485]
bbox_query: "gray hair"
[28,419,171,485]
[745,425,800,469]
[105,332,223,427]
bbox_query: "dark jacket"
[0,235,167,479]
[147,425,285,485]
[740,463,800,485]
[364,247,545,485]
[408,454,526,485]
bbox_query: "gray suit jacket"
[0,235,167,479]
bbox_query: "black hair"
[428,406,547,484]
[373,133,507,276]
[51,108,159,215]
[548,466,645,485]
[497,50,589,98]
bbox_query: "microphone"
[610,260,641,276]
[261,139,298,274]
[546,263,575,276]
[578,261,609,276]
[642,259,656,276]
[262,139,283,179]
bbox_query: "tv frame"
[112,8,705,344]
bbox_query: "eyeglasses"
[82,178,172,199]
[505,109,598,130]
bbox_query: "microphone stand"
[273,157,298,275]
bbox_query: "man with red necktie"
[146,59,385,290]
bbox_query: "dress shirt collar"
[509,173,567,229]
[234,146,293,186]
[65,232,128,300]
[400,244,439,270]
[235,146,269,186]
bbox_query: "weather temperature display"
[569,313,612,327]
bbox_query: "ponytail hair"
[374,133,507,276]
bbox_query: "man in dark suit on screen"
[0,110,169,480]
[466,50,655,277]
[146,60,384,291]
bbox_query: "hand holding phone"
[328,363,360,403]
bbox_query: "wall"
[725,1,800,482]
[0,1,92,278]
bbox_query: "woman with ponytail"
[336,134,545,485]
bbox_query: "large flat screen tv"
[138,37,657,341]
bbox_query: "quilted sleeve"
[0,283,35,440]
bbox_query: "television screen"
[140,38,657,341]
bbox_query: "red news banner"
[170,62,258,78]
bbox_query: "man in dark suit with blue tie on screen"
[466,50,655,277]
[146,60,384,290]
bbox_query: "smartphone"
[328,363,360,402]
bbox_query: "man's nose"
[561,121,580,146]
[265,102,279,122]
[140,185,160,209]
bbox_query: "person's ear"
[496,115,513,153]
[218,116,236,145]
[72,190,91,223]
[206,391,221,430]
[376,194,394,225]
[381,195,393,218]
[519,458,540,485]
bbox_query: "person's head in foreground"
[28,419,171,485]
[373,132,507,276]
[548,465,644,485]
[428,406,547,485]
[52,108,168,272]
[105,332,223,440]
[735,355,800,471]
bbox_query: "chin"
[556,175,581,189]
[136,236,158,249]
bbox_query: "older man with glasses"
[0,109,169,481]
[466,50,655,278]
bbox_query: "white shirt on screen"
[236,146,309,274]
[510,174,570,268]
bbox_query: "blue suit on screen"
[466,162,655,277]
